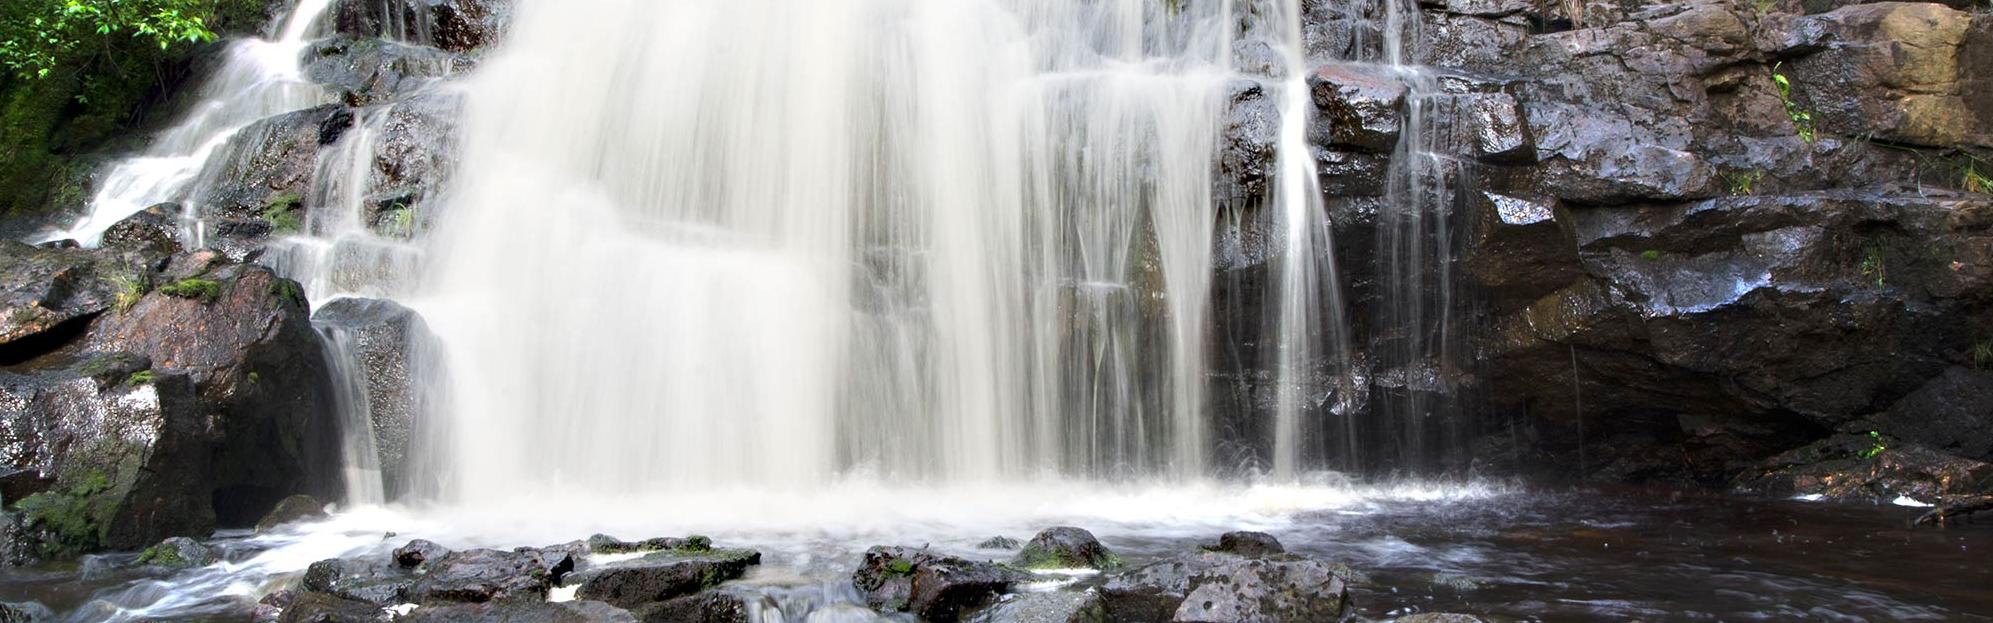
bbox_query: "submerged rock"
[853,546,1029,623]
[0,601,53,623]
[137,536,218,569]
[1101,549,1349,623]
[314,297,442,501]
[570,546,757,609]
[1014,527,1118,570]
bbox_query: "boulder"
[1868,367,1993,462]
[193,105,355,237]
[0,242,154,363]
[1778,3,1988,148]
[274,591,390,623]
[137,536,218,568]
[1014,527,1118,570]
[256,495,329,532]
[1100,551,1349,623]
[408,547,575,603]
[304,556,417,606]
[977,536,1022,550]
[1205,532,1285,558]
[852,546,1029,623]
[967,591,1105,623]
[86,257,342,527]
[570,546,758,609]
[99,204,186,256]
[393,539,450,568]
[314,298,441,500]
[625,592,751,623]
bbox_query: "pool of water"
[3,482,1986,621]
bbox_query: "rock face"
[0,244,339,564]
[1100,551,1349,623]
[853,546,1030,623]
[332,0,512,54]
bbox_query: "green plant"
[1771,64,1817,143]
[108,272,149,312]
[1857,431,1887,459]
[1727,169,1764,196]
[1963,156,1990,194]
[158,278,221,303]
[1752,0,1776,16]
[1859,245,1886,287]
[884,558,914,576]
[1640,249,1663,262]
[1972,340,1993,370]
[125,369,154,386]
[247,371,260,383]
[262,193,303,234]
[137,542,185,566]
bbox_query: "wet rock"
[363,92,463,238]
[275,591,390,623]
[194,105,354,234]
[1777,3,1988,148]
[304,556,416,606]
[332,0,512,54]
[0,242,153,362]
[1014,527,1118,570]
[967,590,1105,623]
[304,37,464,107]
[977,536,1022,550]
[88,258,341,528]
[1101,551,1349,623]
[853,546,1029,622]
[1732,433,1993,503]
[0,361,208,562]
[394,539,450,568]
[1205,531,1284,558]
[1869,367,1993,462]
[137,536,217,568]
[1464,191,1580,311]
[99,204,185,256]
[257,495,329,532]
[1309,63,1407,153]
[570,546,758,609]
[586,534,713,555]
[314,298,440,500]
[626,592,750,623]
[408,547,575,603]
[1218,80,1279,203]
[399,600,639,622]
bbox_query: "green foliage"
[1972,340,1993,371]
[1962,155,1991,194]
[883,558,914,576]
[1727,169,1763,196]
[1640,249,1662,262]
[262,193,303,234]
[158,277,220,302]
[108,272,149,312]
[1857,431,1886,459]
[124,369,153,386]
[12,470,114,555]
[0,0,220,82]
[1859,245,1886,287]
[1751,0,1777,15]
[1771,64,1817,143]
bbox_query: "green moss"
[884,558,914,577]
[261,194,303,234]
[158,278,221,302]
[12,470,115,557]
[125,370,155,386]
[137,542,186,566]
[269,278,304,307]
[1640,250,1662,262]
[680,535,712,552]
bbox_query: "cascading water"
[40,0,336,246]
[419,0,1281,502]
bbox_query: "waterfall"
[41,0,337,246]
[416,0,1318,503]
[320,327,388,507]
